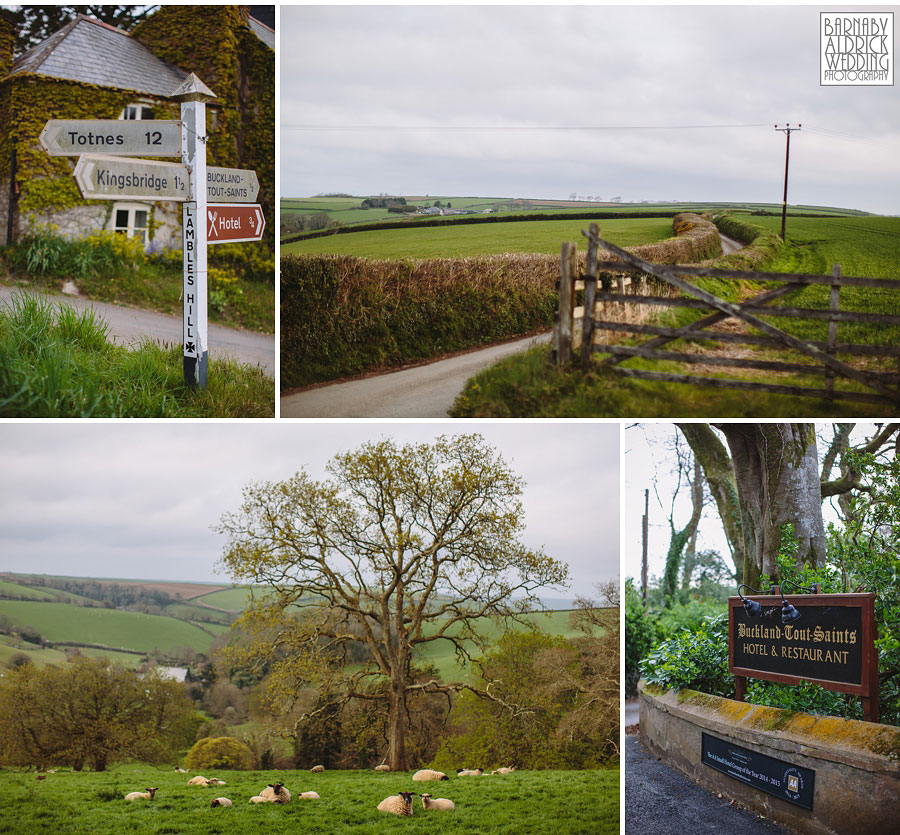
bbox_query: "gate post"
[553,242,577,366]
[581,224,599,369]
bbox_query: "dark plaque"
[702,732,815,811]
[732,603,863,686]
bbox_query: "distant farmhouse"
[0,6,274,250]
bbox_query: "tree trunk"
[714,423,826,586]
[662,457,703,606]
[387,679,407,772]
[676,423,745,582]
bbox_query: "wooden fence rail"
[553,223,900,407]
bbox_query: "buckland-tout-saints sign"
[729,590,878,722]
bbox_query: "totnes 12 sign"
[728,592,878,717]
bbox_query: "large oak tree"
[217,434,569,771]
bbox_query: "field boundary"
[553,223,900,407]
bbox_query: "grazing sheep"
[187,775,209,786]
[124,787,158,801]
[210,797,232,807]
[374,764,390,772]
[457,768,484,776]
[412,769,448,781]
[310,764,325,773]
[421,793,455,811]
[259,783,291,804]
[248,795,270,804]
[490,766,516,775]
[377,791,415,816]
[299,791,320,800]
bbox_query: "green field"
[281,216,675,258]
[0,765,618,835]
[193,586,256,610]
[0,601,218,655]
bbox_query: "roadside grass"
[449,345,898,418]
[0,765,618,835]
[0,293,274,417]
[281,216,675,258]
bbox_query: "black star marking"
[185,342,195,353]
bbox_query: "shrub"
[184,736,255,771]
[624,579,660,697]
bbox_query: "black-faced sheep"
[377,791,415,816]
[412,769,448,781]
[259,782,291,804]
[210,797,232,807]
[124,787,158,801]
[421,792,455,811]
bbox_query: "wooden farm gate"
[552,223,900,407]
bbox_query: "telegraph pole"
[775,123,800,241]
[641,488,649,605]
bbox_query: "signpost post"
[728,591,878,722]
[41,71,265,391]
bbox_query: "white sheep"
[377,791,415,816]
[421,793,455,811]
[456,768,484,776]
[310,764,325,773]
[248,795,270,804]
[206,778,226,786]
[210,797,232,807]
[124,787,158,801]
[259,782,291,804]
[490,766,516,775]
[187,775,209,786]
[174,767,187,773]
[299,791,320,800]
[374,764,390,772]
[412,769,448,781]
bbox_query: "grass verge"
[0,293,274,417]
[0,765,618,835]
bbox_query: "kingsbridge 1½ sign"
[729,592,878,722]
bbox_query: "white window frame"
[112,203,151,244]
[119,100,157,121]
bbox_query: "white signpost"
[73,155,189,202]
[40,71,265,391]
[207,167,259,203]
[40,119,182,156]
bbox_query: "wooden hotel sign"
[728,592,878,721]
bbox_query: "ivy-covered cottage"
[0,6,274,250]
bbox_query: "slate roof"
[248,15,275,51]
[7,15,187,97]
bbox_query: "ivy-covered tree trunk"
[714,423,826,586]
[662,458,703,606]
[676,423,745,582]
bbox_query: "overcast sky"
[621,422,884,586]
[0,422,619,601]
[282,3,900,214]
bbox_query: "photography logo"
[821,12,893,85]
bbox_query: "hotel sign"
[728,592,878,720]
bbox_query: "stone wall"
[639,681,900,835]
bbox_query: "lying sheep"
[206,778,226,786]
[491,766,516,775]
[210,797,232,807]
[374,764,390,772]
[248,795,270,804]
[299,791,320,800]
[259,782,291,804]
[457,768,483,776]
[124,787,158,801]
[310,764,325,773]
[377,791,415,816]
[421,793,455,811]
[187,775,209,786]
[174,767,186,773]
[412,769,448,781]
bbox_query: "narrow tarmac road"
[625,736,788,834]
[281,333,550,418]
[280,229,744,418]
[0,283,275,375]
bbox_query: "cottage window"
[113,203,150,243]
[121,103,155,120]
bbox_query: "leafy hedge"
[280,253,559,389]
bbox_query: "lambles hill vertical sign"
[729,592,878,722]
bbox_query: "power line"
[282,122,772,132]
